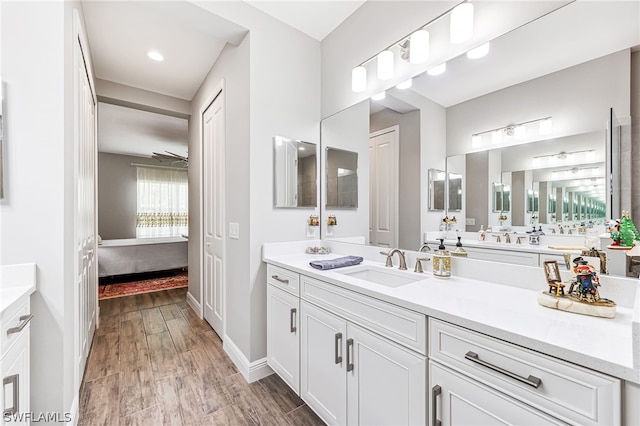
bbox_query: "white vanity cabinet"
[300,274,427,426]
[266,265,301,394]
[429,318,621,426]
[1,297,32,425]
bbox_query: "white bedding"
[98,236,188,277]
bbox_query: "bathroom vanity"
[1,264,36,425]
[263,241,640,425]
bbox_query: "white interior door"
[73,9,97,387]
[369,126,399,248]
[202,88,225,337]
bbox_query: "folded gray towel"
[310,256,364,270]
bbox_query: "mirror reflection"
[319,2,633,253]
[325,147,358,208]
[273,136,317,208]
[428,169,445,211]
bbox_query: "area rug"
[98,271,188,300]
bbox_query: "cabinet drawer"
[267,264,300,296]
[1,298,31,356]
[429,318,620,426]
[301,275,426,355]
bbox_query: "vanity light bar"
[470,116,552,148]
[533,149,596,165]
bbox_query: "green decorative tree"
[619,211,640,247]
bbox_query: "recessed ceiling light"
[147,50,164,62]
[467,42,490,59]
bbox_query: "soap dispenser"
[452,236,468,257]
[478,225,486,241]
[433,239,451,279]
[529,226,540,245]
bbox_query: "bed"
[98,236,188,277]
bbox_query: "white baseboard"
[67,394,79,426]
[223,335,273,383]
[186,291,202,318]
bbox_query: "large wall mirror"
[325,147,358,208]
[319,2,635,252]
[273,136,318,208]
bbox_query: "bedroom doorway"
[202,83,225,338]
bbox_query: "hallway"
[79,288,323,425]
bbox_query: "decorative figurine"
[608,211,639,249]
[537,259,616,318]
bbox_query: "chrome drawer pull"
[3,374,19,416]
[7,314,34,335]
[290,308,297,333]
[334,332,343,364]
[465,351,542,388]
[432,384,441,426]
[271,275,289,284]
[346,338,354,372]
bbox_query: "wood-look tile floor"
[79,288,325,426]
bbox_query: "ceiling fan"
[152,150,188,167]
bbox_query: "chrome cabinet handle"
[432,384,441,426]
[346,338,354,372]
[465,351,542,388]
[271,275,289,284]
[7,314,34,335]
[289,308,296,333]
[334,332,343,364]
[3,374,19,416]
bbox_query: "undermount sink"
[336,265,425,288]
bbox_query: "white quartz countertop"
[424,238,584,255]
[264,252,640,384]
[0,263,36,315]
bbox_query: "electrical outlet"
[465,218,476,226]
[229,222,240,239]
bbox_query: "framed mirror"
[273,136,317,208]
[428,169,445,211]
[448,173,462,212]
[325,147,358,209]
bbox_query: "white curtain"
[136,167,188,238]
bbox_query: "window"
[136,167,188,238]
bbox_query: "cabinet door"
[301,301,347,426]
[2,330,30,426]
[347,323,426,426]
[429,361,563,426]
[267,285,300,394]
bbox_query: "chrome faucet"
[418,243,431,252]
[414,257,430,273]
[503,233,511,244]
[516,236,523,244]
[495,235,502,243]
[381,249,408,270]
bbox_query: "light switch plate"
[229,222,240,239]
[465,218,475,226]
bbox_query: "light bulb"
[351,66,367,93]
[410,30,429,64]
[471,134,481,148]
[539,118,553,135]
[450,2,474,44]
[514,124,526,140]
[491,130,502,145]
[396,79,412,90]
[371,91,386,101]
[466,42,489,59]
[377,50,394,81]
[427,63,446,76]
[147,51,164,61]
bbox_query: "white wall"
[190,1,321,363]
[321,100,369,243]
[447,50,631,157]
[1,0,83,417]
[97,153,161,239]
